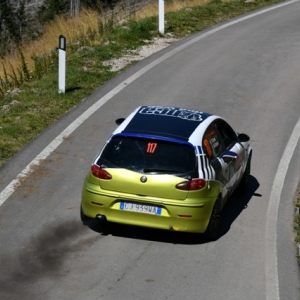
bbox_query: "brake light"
[91,165,112,179]
[176,179,206,190]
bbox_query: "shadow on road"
[219,175,261,238]
[86,175,260,244]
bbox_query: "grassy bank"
[294,187,300,262]
[0,0,284,168]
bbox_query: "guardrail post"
[159,0,164,34]
[58,35,66,94]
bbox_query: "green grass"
[0,0,285,167]
[294,186,300,262]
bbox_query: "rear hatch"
[100,169,188,200]
[96,135,197,200]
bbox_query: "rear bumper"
[81,185,216,233]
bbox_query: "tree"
[0,0,21,44]
[70,0,80,17]
[0,0,22,56]
[37,0,68,23]
[16,0,27,41]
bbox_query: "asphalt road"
[1,1,300,299]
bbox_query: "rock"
[2,105,10,113]
[77,46,94,52]
[8,0,44,16]
[9,88,22,96]
[10,100,21,106]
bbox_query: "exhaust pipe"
[96,214,107,222]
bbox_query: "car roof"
[114,106,214,141]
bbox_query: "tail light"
[91,165,112,179]
[176,179,206,190]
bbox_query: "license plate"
[120,202,161,215]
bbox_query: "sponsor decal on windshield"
[139,106,204,122]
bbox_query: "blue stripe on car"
[223,151,238,157]
[113,132,194,147]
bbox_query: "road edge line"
[265,117,300,300]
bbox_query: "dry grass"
[135,0,211,19]
[0,0,209,80]
[0,8,101,78]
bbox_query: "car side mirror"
[115,118,125,125]
[238,133,250,142]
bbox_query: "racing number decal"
[147,142,157,153]
[203,127,221,159]
[203,139,213,158]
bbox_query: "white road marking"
[265,117,300,300]
[0,2,299,299]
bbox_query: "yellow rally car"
[81,106,252,240]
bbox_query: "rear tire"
[205,198,221,241]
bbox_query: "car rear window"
[97,136,196,175]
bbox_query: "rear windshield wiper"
[99,158,117,168]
